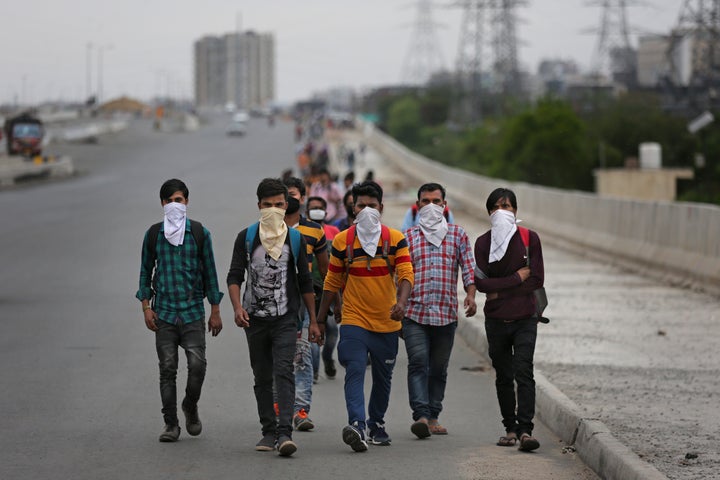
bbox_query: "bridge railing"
[362,122,720,295]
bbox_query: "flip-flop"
[496,433,518,447]
[518,433,540,451]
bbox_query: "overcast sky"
[0,0,682,106]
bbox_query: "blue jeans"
[402,318,457,422]
[294,309,315,414]
[485,317,537,436]
[245,312,297,436]
[337,324,398,429]
[155,318,207,426]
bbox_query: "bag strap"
[246,222,301,268]
[345,224,393,273]
[518,226,530,267]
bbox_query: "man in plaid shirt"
[136,179,224,442]
[402,183,477,439]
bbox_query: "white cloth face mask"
[163,202,187,246]
[489,209,517,263]
[308,209,326,222]
[354,207,382,257]
[259,207,288,260]
[417,203,448,247]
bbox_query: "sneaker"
[277,434,297,457]
[324,358,337,378]
[411,418,431,439]
[182,403,202,436]
[368,423,391,446]
[158,424,180,442]
[273,402,279,417]
[255,433,276,452]
[342,422,368,452]
[293,408,315,431]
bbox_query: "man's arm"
[227,231,249,328]
[136,229,158,332]
[200,228,223,336]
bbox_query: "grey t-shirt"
[243,244,290,317]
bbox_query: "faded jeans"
[402,318,457,422]
[156,318,207,426]
[294,308,315,414]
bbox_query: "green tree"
[387,96,422,146]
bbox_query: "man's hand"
[309,322,324,346]
[464,295,477,317]
[144,309,158,332]
[517,266,531,282]
[390,301,406,321]
[234,306,250,328]
[208,310,223,336]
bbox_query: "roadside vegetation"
[370,87,720,205]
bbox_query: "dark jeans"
[321,315,339,363]
[156,319,207,426]
[485,317,537,436]
[402,318,457,421]
[337,324,398,429]
[245,312,297,436]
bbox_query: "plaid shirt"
[404,224,475,326]
[136,219,223,324]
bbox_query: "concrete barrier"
[0,155,74,187]
[363,123,720,296]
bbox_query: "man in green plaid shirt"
[136,179,224,442]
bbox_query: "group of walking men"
[136,176,545,456]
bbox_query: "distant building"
[636,35,671,88]
[537,59,580,96]
[194,31,275,110]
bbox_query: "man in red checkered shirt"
[402,182,477,439]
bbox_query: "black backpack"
[146,219,206,300]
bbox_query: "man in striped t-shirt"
[316,181,414,452]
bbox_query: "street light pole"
[86,42,93,102]
[97,44,114,105]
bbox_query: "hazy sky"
[0,0,682,105]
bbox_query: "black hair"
[160,178,189,201]
[282,176,306,196]
[342,189,353,206]
[417,182,446,200]
[352,180,383,204]
[317,168,331,177]
[344,171,355,182]
[485,187,518,214]
[256,177,288,202]
[306,196,327,209]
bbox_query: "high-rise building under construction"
[194,31,275,109]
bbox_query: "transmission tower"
[665,0,720,111]
[587,0,639,85]
[401,0,446,85]
[451,0,526,125]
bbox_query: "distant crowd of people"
[136,139,545,456]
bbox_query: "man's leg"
[366,329,399,443]
[273,312,299,438]
[294,308,315,430]
[337,325,369,428]
[156,320,180,427]
[513,319,538,437]
[427,322,457,421]
[180,319,207,407]
[322,315,339,377]
[245,317,276,437]
[485,319,518,435]
[402,318,431,421]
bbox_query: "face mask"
[354,207,382,257]
[308,208,326,222]
[489,209,518,263]
[259,207,288,260]
[163,202,187,246]
[286,196,300,215]
[417,203,448,247]
[260,207,287,232]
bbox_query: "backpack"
[345,224,393,274]
[411,204,450,222]
[245,222,302,270]
[518,226,549,324]
[146,219,206,300]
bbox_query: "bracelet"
[142,305,152,312]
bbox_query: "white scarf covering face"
[489,209,518,263]
[417,203,448,247]
[259,207,288,260]
[354,207,382,257]
[163,202,187,247]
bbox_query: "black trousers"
[485,317,537,436]
[245,312,297,436]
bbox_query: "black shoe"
[324,358,337,378]
[182,403,202,436]
[255,433,276,451]
[277,434,297,456]
[159,424,180,442]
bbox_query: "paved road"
[0,116,596,479]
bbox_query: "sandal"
[518,433,540,451]
[496,432,518,447]
[428,420,447,435]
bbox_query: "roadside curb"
[458,317,669,480]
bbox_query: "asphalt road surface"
[0,115,596,479]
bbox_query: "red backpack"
[345,224,393,273]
